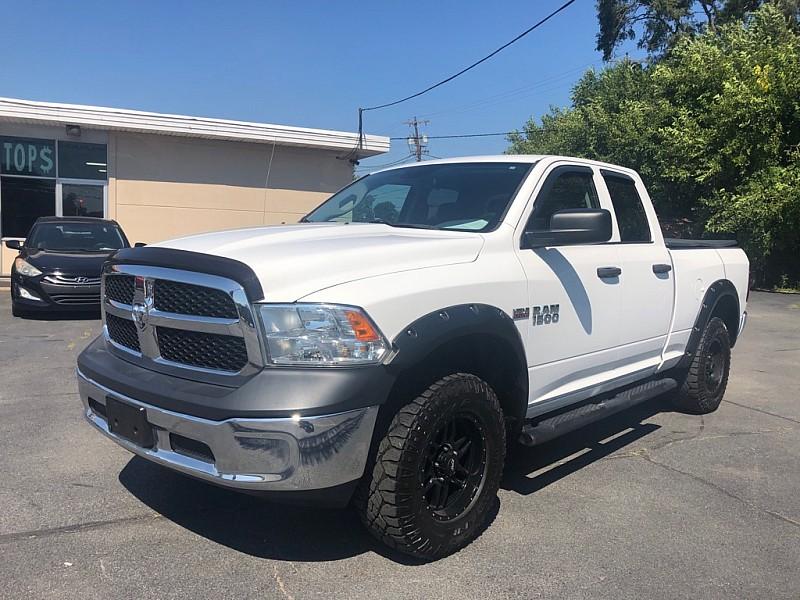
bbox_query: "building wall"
[109,132,353,244]
[1,126,356,276]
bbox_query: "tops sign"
[1,137,56,177]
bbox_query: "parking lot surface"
[0,292,798,599]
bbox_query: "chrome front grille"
[43,274,102,286]
[102,265,262,380]
[106,313,141,352]
[154,280,238,319]
[105,274,135,304]
[156,326,248,371]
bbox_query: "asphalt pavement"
[0,292,798,599]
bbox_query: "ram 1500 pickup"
[77,155,749,559]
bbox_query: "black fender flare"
[385,303,529,423]
[677,279,740,369]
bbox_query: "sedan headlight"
[258,303,390,366]
[14,258,42,277]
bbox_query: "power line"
[354,154,416,170]
[390,131,514,141]
[342,0,578,163]
[361,0,577,112]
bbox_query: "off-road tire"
[360,373,506,560]
[672,317,731,414]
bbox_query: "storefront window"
[61,183,104,217]
[0,137,56,177]
[0,177,56,238]
[0,136,107,239]
[57,141,107,180]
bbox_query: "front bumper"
[77,368,378,495]
[12,274,100,310]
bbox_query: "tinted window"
[306,162,532,232]
[602,172,651,242]
[0,177,55,238]
[27,222,125,252]
[528,167,599,231]
[57,141,107,180]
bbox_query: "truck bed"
[665,238,738,249]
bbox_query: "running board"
[518,378,677,447]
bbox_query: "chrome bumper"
[77,369,378,491]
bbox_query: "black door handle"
[652,263,672,274]
[597,266,622,278]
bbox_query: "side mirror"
[522,209,612,249]
[134,242,147,248]
[4,240,21,250]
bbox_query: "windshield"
[305,162,533,232]
[26,222,126,252]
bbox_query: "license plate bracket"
[105,396,155,448]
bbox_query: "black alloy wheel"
[421,413,487,522]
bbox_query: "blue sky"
[1,0,632,171]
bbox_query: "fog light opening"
[19,286,43,302]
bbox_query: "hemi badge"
[134,275,145,290]
[512,307,530,320]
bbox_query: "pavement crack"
[0,513,163,545]
[633,448,800,530]
[272,564,295,600]
[723,399,800,425]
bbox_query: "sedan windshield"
[26,222,126,252]
[305,162,533,232]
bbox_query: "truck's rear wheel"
[361,373,505,560]
[672,316,731,414]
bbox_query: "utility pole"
[405,116,430,161]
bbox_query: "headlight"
[258,303,390,366]
[14,258,42,277]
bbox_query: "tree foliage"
[595,0,798,60]
[510,5,800,284]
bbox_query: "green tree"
[595,0,798,59]
[511,5,800,285]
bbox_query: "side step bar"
[519,378,677,447]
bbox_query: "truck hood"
[153,223,484,301]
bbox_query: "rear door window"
[601,171,651,243]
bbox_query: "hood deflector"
[109,247,264,302]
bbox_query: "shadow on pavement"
[119,397,668,563]
[119,457,377,562]
[119,456,492,564]
[503,396,667,495]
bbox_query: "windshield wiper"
[369,218,437,230]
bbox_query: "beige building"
[0,97,389,276]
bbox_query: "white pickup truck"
[76,155,749,559]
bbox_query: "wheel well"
[711,293,740,346]
[376,333,528,441]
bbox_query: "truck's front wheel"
[361,373,506,560]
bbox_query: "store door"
[59,182,106,218]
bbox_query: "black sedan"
[6,217,130,317]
